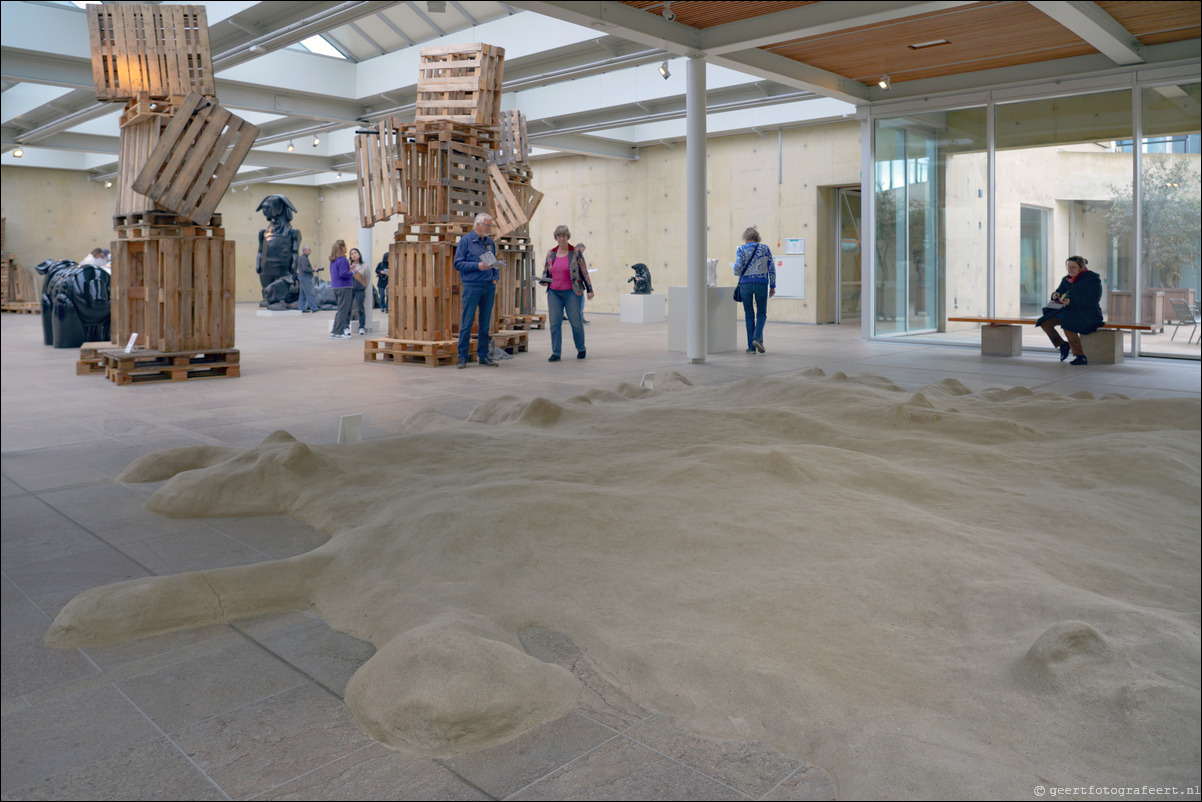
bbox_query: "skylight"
[298,35,346,59]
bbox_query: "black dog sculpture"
[628,263,653,295]
[35,259,111,349]
[255,195,302,305]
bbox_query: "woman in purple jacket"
[328,240,353,339]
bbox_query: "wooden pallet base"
[77,343,115,375]
[365,330,528,367]
[1,302,40,314]
[500,314,546,330]
[100,348,240,385]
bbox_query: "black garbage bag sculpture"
[255,194,301,305]
[628,263,653,294]
[262,273,299,310]
[35,259,111,349]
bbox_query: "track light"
[104,181,112,188]
[313,135,320,146]
[658,60,670,80]
[878,75,891,91]
[287,141,295,152]
[13,147,23,158]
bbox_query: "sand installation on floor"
[46,368,1201,798]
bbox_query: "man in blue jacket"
[454,213,501,368]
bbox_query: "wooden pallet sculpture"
[495,235,536,317]
[492,110,529,166]
[487,164,529,238]
[389,240,460,342]
[100,347,239,385]
[111,216,235,353]
[87,4,214,103]
[415,43,505,127]
[355,120,406,228]
[131,91,259,224]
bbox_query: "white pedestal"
[620,293,666,323]
[668,286,738,353]
[257,308,301,317]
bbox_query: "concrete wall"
[526,121,862,324]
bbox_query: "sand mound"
[47,369,1201,797]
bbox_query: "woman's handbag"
[733,243,760,302]
[733,285,743,302]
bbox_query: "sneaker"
[1070,355,1088,365]
[577,350,586,359]
[1059,343,1071,361]
[753,339,765,353]
[746,347,757,353]
[548,354,561,362]
[457,359,467,369]
[332,333,351,339]
[359,327,365,335]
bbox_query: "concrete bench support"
[981,324,1022,356]
[1082,329,1123,364]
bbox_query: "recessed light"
[909,39,950,50]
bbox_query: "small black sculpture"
[35,259,111,349]
[628,263,653,294]
[261,273,299,310]
[255,195,302,306]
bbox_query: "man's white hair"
[475,212,494,225]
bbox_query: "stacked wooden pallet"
[2,249,38,313]
[99,347,239,385]
[415,43,505,125]
[365,329,528,367]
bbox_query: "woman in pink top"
[541,225,594,361]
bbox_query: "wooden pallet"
[415,43,505,126]
[399,119,497,150]
[496,242,536,317]
[365,330,527,366]
[389,241,460,341]
[1,302,40,314]
[131,91,259,224]
[119,92,185,128]
[393,223,471,243]
[355,120,406,228]
[77,342,117,375]
[101,348,239,385]
[3,254,35,304]
[112,234,236,352]
[492,110,529,166]
[500,314,547,330]
[87,4,214,102]
[115,113,173,216]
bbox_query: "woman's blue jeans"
[740,281,769,347]
[547,289,585,356]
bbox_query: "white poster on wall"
[775,238,805,298]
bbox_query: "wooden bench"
[947,317,1154,364]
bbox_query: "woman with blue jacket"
[733,227,776,353]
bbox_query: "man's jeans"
[458,282,496,361]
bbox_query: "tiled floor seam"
[243,742,383,801]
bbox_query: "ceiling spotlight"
[336,171,343,179]
[12,147,23,158]
[663,2,675,22]
[878,75,891,91]
[313,135,320,146]
[658,60,670,80]
[104,180,112,188]
[287,141,295,152]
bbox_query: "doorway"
[836,188,862,324]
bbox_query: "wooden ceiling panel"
[1096,1,1202,46]
[765,2,1097,85]
[619,1,816,30]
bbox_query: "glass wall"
[873,107,988,336]
[1139,82,1201,357]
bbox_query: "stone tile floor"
[3,306,1197,800]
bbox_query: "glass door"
[837,188,862,323]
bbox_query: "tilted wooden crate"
[111,229,235,352]
[355,120,406,228]
[496,236,537,317]
[415,43,505,126]
[131,92,259,224]
[116,114,173,216]
[87,4,214,102]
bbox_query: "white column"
[358,227,374,333]
[686,54,707,363]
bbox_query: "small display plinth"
[257,308,301,317]
[621,293,665,324]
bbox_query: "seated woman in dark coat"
[1036,255,1104,365]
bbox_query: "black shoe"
[1070,355,1088,365]
[1059,343,1071,361]
[457,359,467,369]
[479,357,499,367]
[548,354,561,362]
[746,348,757,353]
[577,350,586,360]
[753,339,765,353]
